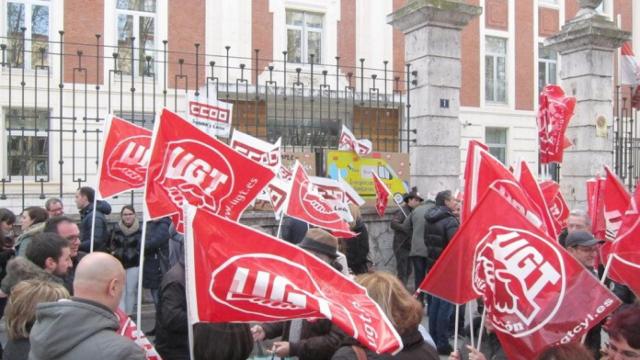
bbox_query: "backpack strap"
[351,345,368,360]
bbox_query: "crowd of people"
[0,185,636,360]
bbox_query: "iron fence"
[0,30,417,210]
[613,85,640,190]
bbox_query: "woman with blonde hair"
[331,271,439,359]
[343,203,370,275]
[4,279,69,360]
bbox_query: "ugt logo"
[210,254,333,320]
[107,135,152,187]
[155,140,235,214]
[472,226,565,337]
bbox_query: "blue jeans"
[428,296,454,350]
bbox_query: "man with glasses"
[564,230,604,358]
[44,198,65,218]
[43,216,84,294]
[603,304,640,360]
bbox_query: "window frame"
[4,0,52,70]
[3,107,51,180]
[538,43,557,95]
[484,35,508,104]
[114,0,156,77]
[285,9,324,64]
[485,127,508,165]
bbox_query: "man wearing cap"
[563,230,603,358]
[251,228,344,360]
[390,187,423,288]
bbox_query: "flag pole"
[89,194,98,253]
[183,210,195,360]
[453,304,460,353]
[468,301,475,349]
[476,305,487,351]
[276,215,284,239]
[135,212,148,329]
[600,254,614,284]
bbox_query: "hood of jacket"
[80,200,112,217]
[29,299,119,358]
[20,221,46,238]
[425,205,454,224]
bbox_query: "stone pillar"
[545,0,630,208]
[387,0,481,195]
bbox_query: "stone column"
[388,0,481,195]
[545,0,630,208]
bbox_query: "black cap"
[564,230,603,248]
[298,237,338,259]
[403,187,424,203]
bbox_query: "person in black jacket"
[343,204,370,275]
[424,190,460,355]
[280,216,309,244]
[75,187,112,252]
[155,233,254,360]
[390,188,422,287]
[110,205,142,316]
[142,217,171,309]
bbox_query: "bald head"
[73,252,125,311]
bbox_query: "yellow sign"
[326,150,409,203]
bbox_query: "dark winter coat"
[331,327,439,360]
[390,205,412,250]
[423,205,459,270]
[4,337,30,360]
[110,222,142,269]
[79,200,112,252]
[63,251,87,295]
[262,319,344,360]
[281,216,309,244]
[29,298,144,360]
[142,217,171,289]
[155,262,189,360]
[344,219,370,275]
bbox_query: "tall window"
[286,10,323,64]
[486,127,508,164]
[116,0,156,76]
[5,0,50,69]
[538,43,557,94]
[5,108,50,177]
[485,36,507,103]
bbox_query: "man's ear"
[108,278,119,297]
[44,257,56,272]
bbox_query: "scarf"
[118,219,140,236]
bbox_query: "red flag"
[537,85,576,164]
[516,161,558,239]
[621,42,640,86]
[419,180,544,304]
[540,180,570,231]
[97,115,152,199]
[184,207,403,355]
[372,172,391,217]
[586,177,606,239]
[603,166,631,241]
[339,125,373,155]
[419,182,621,360]
[284,162,355,238]
[606,183,640,296]
[461,140,516,224]
[144,109,275,231]
[115,308,161,359]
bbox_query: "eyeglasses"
[604,341,640,359]
[573,245,599,253]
